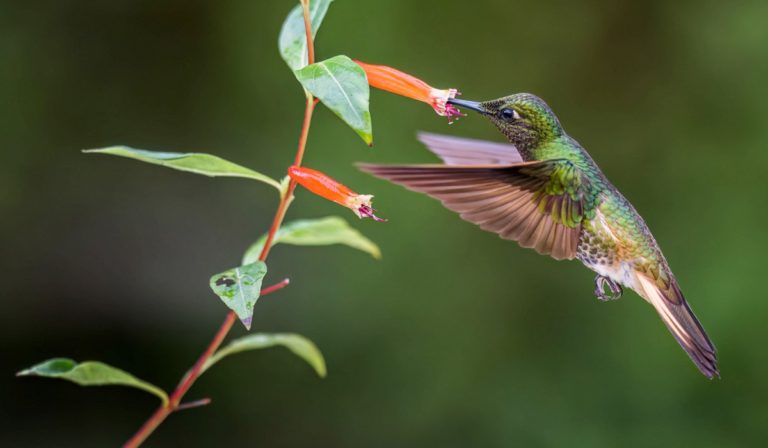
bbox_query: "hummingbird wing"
[634,272,719,378]
[358,161,592,260]
[416,132,523,165]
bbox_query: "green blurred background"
[2,0,767,446]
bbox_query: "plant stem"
[256,0,320,260]
[175,398,212,412]
[301,0,315,67]
[258,96,317,261]
[122,280,289,448]
[123,3,318,445]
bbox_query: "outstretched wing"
[359,160,593,260]
[417,132,523,165]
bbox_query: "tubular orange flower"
[354,60,463,121]
[288,166,385,222]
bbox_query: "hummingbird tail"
[634,273,719,379]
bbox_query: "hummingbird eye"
[500,108,520,121]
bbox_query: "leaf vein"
[318,63,357,121]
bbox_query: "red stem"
[302,0,315,66]
[123,1,317,445]
[123,280,289,447]
[258,96,316,261]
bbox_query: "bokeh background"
[2,0,768,446]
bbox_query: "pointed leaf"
[295,55,373,145]
[209,261,267,330]
[17,358,168,405]
[84,147,282,191]
[202,333,326,378]
[242,216,381,264]
[278,0,334,71]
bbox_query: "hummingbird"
[359,93,718,378]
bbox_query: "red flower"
[288,166,385,221]
[354,60,463,121]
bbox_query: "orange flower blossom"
[288,166,385,222]
[354,60,463,121]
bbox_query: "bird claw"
[594,275,623,301]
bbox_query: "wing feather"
[417,132,523,165]
[358,162,589,260]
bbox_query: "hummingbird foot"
[594,275,623,301]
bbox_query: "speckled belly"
[575,216,637,288]
[576,226,615,267]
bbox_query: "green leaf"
[84,147,282,191]
[295,55,373,145]
[202,333,326,378]
[209,261,268,330]
[278,0,334,71]
[242,216,381,264]
[17,358,168,405]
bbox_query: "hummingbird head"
[449,93,563,156]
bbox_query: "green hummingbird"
[359,93,718,378]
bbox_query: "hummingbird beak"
[447,98,485,114]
